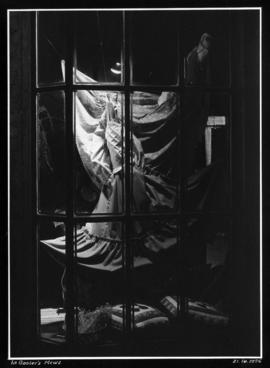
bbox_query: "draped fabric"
[41,69,225,272]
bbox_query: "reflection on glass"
[75,89,124,214]
[183,11,230,86]
[39,220,66,342]
[131,91,179,213]
[75,11,123,84]
[36,91,66,214]
[131,12,178,85]
[182,93,230,211]
[37,12,67,85]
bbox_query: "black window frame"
[33,9,237,353]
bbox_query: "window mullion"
[177,20,188,319]
[64,12,76,344]
[123,10,133,346]
[33,11,40,341]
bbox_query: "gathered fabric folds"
[41,70,224,272]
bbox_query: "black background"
[1,0,269,366]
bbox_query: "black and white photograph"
[6,6,263,362]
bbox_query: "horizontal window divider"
[184,85,232,93]
[36,213,125,222]
[182,210,232,216]
[72,84,181,92]
[130,212,181,220]
[36,210,232,222]
[35,84,66,92]
[36,213,67,221]
[73,84,126,91]
[73,214,126,222]
[35,84,233,94]
[73,213,182,221]
[207,125,229,128]
[73,84,232,92]
[129,85,231,93]
[130,211,232,218]
[128,84,181,91]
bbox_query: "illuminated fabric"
[41,69,224,272]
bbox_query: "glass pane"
[131,91,179,213]
[75,11,123,84]
[129,214,230,353]
[130,218,180,343]
[74,222,124,345]
[39,220,66,343]
[39,220,125,346]
[182,93,230,211]
[37,91,66,214]
[37,11,67,85]
[182,215,231,306]
[182,11,230,87]
[75,90,124,215]
[131,218,178,297]
[131,12,178,85]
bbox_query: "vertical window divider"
[177,19,188,320]
[176,13,181,87]
[176,89,182,320]
[228,94,233,212]
[123,10,132,348]
[65,12,76,344]
[32,11,40,341]
[176,16,181,319]
[228,12,233,215]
